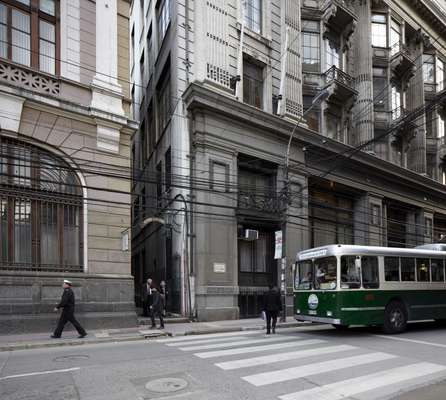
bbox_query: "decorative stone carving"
[0,61,60,96]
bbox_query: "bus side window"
[341,256,361,288]
[431,259,444,282]
[401,257,415,281]
[416,258,430,282]
[384,257,399,281]
[362,256,379,288]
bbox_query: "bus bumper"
[295,314,341,324]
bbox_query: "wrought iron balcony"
[390,43,415,80]
[237,191,286,215]
[323,66,357,103]
[321,0,357,46]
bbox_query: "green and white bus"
[293,244,446,333]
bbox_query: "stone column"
[406,40,427,174]
[352,0,374,150]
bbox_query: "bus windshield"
[296,256,337,290]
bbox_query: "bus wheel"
[383,301,407,334]
[332,324,349,330]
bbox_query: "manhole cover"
[53,355,90,362]
[145,378,188,393]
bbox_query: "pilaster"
[352,0,374,150]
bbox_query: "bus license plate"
[308,310,317,315]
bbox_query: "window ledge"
[236,22,272,48]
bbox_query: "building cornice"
[183,82,446,200]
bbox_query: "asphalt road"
[2,322,446,400]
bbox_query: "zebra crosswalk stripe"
[194,339,326,359]
[279,362,446,400]
[215,344,356,370]
[178,336,296,351]
[155,330,261,343]
[242,352,396,386]
[166,335,263,347]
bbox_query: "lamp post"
[280,89,329,322]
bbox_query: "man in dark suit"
[51,280,87,338]
[150,287,165,329]
[263,283,283,334]
[142,278,153,319]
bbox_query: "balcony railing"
[324,66,355,91]
[0,59,60,96]
[391,106,409,122]
[238,191,286,214]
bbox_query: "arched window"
[0,137,83,272]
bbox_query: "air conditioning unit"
[244,229,259,241]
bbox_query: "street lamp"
[280,88,330,321]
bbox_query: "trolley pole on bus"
[280,89,329,322]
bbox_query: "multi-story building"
[0,0,137,333]
[130,0,446,320]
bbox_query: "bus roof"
[297,244,446,261]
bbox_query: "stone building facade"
[130,0,446,320]
[0,0,137,333]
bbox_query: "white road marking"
[374,334,446,349]
[279,362,446,400]
[155,330,261,343]
[0,367,80,381]
[178,336,295,351]
[166,336,263,347]
[242,352,396,386]
[215,344,355,370]
[194,339,326,359]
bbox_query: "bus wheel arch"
[383,300,408,334]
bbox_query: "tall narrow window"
[39,20,55,74]
[373,67,387,109]
[14,199,31,264]
[423,55,435,83]
[389,19,401,56]
[157,66,171,135]
[244,0,261,34]
[243,57,264,108]
[157,0,170,47]
[0,198,8,263]
[302,20,320,73]
[156,162,162,208]
[0,1,58,74]
[11,8,30,66]
[165,147,171,191]
[437,58,444,91]
[439,114,445,141]
[325,38,340,71]
[391,83,401,120]
[371,14,387,48]
[147,25,153,72]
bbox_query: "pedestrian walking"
[160,280,168,317]
[263,283,282,335]
[51,280,87,339]
[142,278,153,317]
[150,288,165,329]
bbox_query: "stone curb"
[0,335,152,352]
[0,321,314,351]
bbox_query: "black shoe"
[150,325,156,329]
[272,328,276,334]
[78,333,87,338]
[50,334,60,339]
[266,331,271,335]
[160,325,165,329]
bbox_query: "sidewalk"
[0,317,310,352]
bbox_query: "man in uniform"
[51,280,87,339]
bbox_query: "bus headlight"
[296,309,301,314]
[326,311,333,317]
